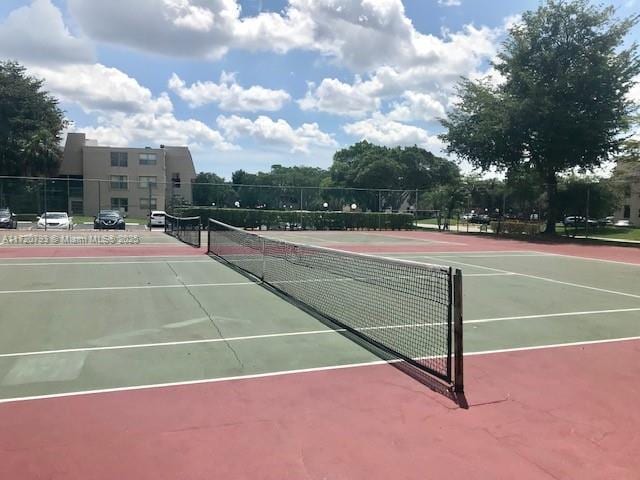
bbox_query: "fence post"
[585,184,590,239]
[453,268,464,393]
[148,183,152,227]
[43,178,47,231]
[261,237,266,282]
[300,188,303,228]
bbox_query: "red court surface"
[2,230,638,265]
[322,231,640,264]
[1,339,639,480]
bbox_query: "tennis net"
[207,219,463,391]
[165,214,201,248]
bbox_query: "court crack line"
[164,262,244,369]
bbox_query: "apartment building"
[59,133,196,218]
[614,183,640,226]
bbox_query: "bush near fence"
[177,207,415,230]
[490,220,544,236]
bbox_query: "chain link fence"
[1,175,635,239]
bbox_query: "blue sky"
[0,0,638,179]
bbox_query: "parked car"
[149,210,166,227]
[614,219,631,227]
[475,214,491,224]
[597,216,614,226]
[462,213,477,222]
[94,210,126,230]
[563,216,597,227]
[37,212,72,229]
[0,208,18,229]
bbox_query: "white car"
[37,212,73,229]
[149,210,166,227]
[614,219,631,227]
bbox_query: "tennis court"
[1,227,639,479]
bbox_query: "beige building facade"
[59,133,196,218]
[614,183,640,226]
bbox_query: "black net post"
[453,268,464,393]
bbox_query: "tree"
[192,172,234,206]
[440,1,639,233]
[0,61,67,177]
[330,141,460,211]
[557,176,619,220]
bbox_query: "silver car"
[37,212,73,229]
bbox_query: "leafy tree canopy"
[0,61,67,177]
[330,141,460,191]
[441,0,640,233]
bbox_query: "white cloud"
[438,0,462,6]
[29,64,172,115]
[0,1,235,154]
[168,72,290,111]
[387,91,446,122]
[217,115,337,153]
[298,77,381,117]
[343,113,444,151]
[164,0,216,32]
[234,0,416,71]
[66,0,502,74]
[67,0,239,59]
[297,20,503,117]
[0,0,94,65]
[79,112,236,151]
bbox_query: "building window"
[111,197,129,213]
[172,172,181,188]
[623,205,630,219]
[110,152,128,167]
[138,176,158,189]
[140,197,158,210]
[110,175,128,190]
[139,153,157,165]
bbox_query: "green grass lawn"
[416,218,440,225]
[574,226,640,242]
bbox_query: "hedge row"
[177,207,415,230]
[490,220,544,236]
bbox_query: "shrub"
[177,207,415,231]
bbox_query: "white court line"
[0,259,212,267]
[530,251,640,268]
[388,250,546,257]
[434,254,550,259]
[1,335,639,404]
[466,307,640,324]
[0,282,256,295]
[0,329,337,358]
[416,255,640,300]
[367,232,467,246]
[392,250,640,268]
[0,254,204,261]
[3,306,639,359]
[465,273,516,277]
[0,242,181,247]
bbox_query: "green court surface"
[1,244,639,402]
